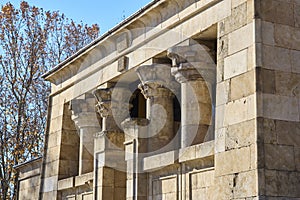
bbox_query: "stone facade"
[16,0,300,199]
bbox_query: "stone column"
[70,93,100,175]
[136,64,179,152]
[167,43,216,148]
[122,118,148,200]
[93,85,132,200]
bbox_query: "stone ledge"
[57,172,94,191]
[143,140,215,171]
[75,172,94,187]
[178,140,215,163]
[143,150,178,172]
[58,177,74,191]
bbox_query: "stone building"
[16,0,300,199]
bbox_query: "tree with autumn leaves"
[0,1,99,199]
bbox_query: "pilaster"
[136,64,179,152]
[93,85,132,200]
[167,43,216,148]
[70,93,100,175]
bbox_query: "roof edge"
[42,0,161,79]
[14,156,43,169]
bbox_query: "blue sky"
[2,0,152,34]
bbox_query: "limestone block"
[250,143,259,170]
[224,94,256,126]
[276,119,300,147]
[264,144,295,171]
[190,169,214,189]
[207,174,234,199]
[97,186,114,200]
[215,104,225,129]
[216,80,230,106]
[75,172,93,187]
[82,193,93,200]
[274,24,300,50]
[246,0,254,23]
[226,119,256,150]
[114,170,126,188]
[233,170,257,198]
[260,94,299,122]
[42,176,58,193]
[215,146,251,176]
[256,68,275,94]
[230,69,255,101]
[49,116,63,134]
[259,0,294,26]
[58,160,79,179]
[228,22,254,55]
[232,0,247,8]
[114,187,126,200]
[262,45,291,72]
[96,167,114,187]
[57,177,74,190]
[143,150,177,171]
[215,128,226,153]
[218,34,228,59]
[161,177,177,194]
[275,71,300,97]
[51,103,64,119]
[224,48,248,80]
[179,145,196,162]
[295,147,300,171]
[224,3,247,35]
[261,21,275,46]
[191,188,207,199]
[257,118,276,144]
[45,146,60,162]
[291,50,300,73]
[179,141,214,162]
[295,4,300,28]
[195,140,215,158]
[265,170,300,197]
[44,160,59,178]
[217,59,224,83]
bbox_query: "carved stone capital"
[70,94,99,128]
[94,86,133,119]
[93,89,112,118]
[167,44,216,84]
[171,63,203,83]
[138,82,174,99]
[167,43,214,66]
[136,64,179,97]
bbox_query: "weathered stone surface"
[265,170,300,197]
[276,120,300,147]
[275,71,300,97]
[224,48,248,80]
[256,68,276,94]
[230,69,255,100]
[260,94,299,122]
[264,144,295,171]
[228,22,254,54]
[262,45,291,72]
[224,3,247,34]
[224,94,256,126]
[216,146,251,176]
[262,21,275,45]
[226,119,256,150]
[233,170,257,198]
[291,50,300,73]
[259,0,294,26]
[216,80,230,106]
